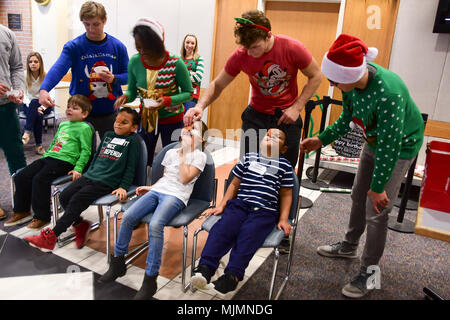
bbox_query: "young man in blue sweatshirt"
[38,1,129,140]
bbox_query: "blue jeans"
[114,191,185,276]
[23,99,52,146]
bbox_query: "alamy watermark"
[366,265,381,290]
[367,5,381,30]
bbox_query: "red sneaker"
[73,220,91,249]
[24,228,57,252]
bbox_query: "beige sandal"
[35,145,45,155]
[22,133,30,145]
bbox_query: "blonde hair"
[26,52,46,89]
[79,1,107,21]
[180,34,200,60]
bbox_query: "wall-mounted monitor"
[433,0,450,33]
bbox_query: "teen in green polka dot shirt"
[301,34,424,299]
[318,62,424,193]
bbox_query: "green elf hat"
[234,17,270,32]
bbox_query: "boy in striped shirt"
[191,128,294,294]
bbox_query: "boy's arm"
[205,176,241,217]
[277,187,293,236]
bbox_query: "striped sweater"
[183,55,204,100]
[232,153,294,212]
[124,52,193,126]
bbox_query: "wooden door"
[265,1,340,137]
[328,0,400,126]
[207,0,258,140]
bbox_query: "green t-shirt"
[43,121,93,173]
[83,131,139,190]
[318,63,424,193]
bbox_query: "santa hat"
[135,17,165,42]
[321,34,378,84]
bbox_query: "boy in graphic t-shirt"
[25,107,140,252]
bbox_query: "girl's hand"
[38,106,46,115]
[112,187,127,202]
[136,186,151,196]
[164,100,181,113]
[114,95,128,111]
[68,170,82,181]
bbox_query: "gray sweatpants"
[344,143,414,269]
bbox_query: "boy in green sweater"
[25,107,140,251]
[301,34,424,299]
[5,95,93,229]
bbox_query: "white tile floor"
[4,144,336,300]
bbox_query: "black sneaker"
[212,272,238,294]
[190,264,212,290]
[342,271,374,298]
[278,238,291,255]
[317,241,358,258]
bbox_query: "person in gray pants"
[0,24,27,221]
[301,34,424,299]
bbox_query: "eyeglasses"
[328,79,340,87]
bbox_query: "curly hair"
[234,10,271,48]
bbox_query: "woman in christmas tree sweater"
[301,34,424,299]
[180,34,205,112]
[115,18,193,166]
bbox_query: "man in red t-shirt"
[184,10,322,167]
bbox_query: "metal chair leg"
[269,248,280,300]
[181,225,190,292]
[189,227,203,293]
[104,206,111,263]
[10,174,16,208]
[113,208,121,247]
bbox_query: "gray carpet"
[234,171,450,300]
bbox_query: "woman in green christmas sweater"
[301,34,424,299]
[115,18,193,166]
